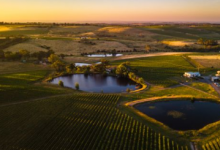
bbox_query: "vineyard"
[202,138,220,150]
[0,94,190,150]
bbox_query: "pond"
[134,99,220,131]
[87,54,123,57]
[50,74,138,93]
[75,62,101,67]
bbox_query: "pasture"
[1,24,220,56]
[112,55,197,87]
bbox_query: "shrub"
[58,80,64,87]
[126,88,131,93]
[75,82,79,90]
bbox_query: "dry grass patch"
[0,26,11,32]
[4,43,47,53]
[162,41,194,47]
[190,55,220,68]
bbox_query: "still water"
[51,74,137,93]
[134,100,220,130]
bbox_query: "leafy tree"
[75,82,79,90]
[19,49,30,60]
[51,60,66,72]
[58,80,64,87]
[145,45,151,52]
[59,53,65,59]
[100,59,109,66]
[197,38,204,45]
[66,63,75,74]
[116,64,129,77]
[48,54,60,63]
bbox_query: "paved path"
[202,76,220,97]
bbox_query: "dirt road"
[112,52,193,60]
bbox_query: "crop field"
[0,93,189,150]
[112,55,196,87]
[189,55,220,68]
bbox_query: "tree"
[197,38,204,45]
[138,77,145,85]
[75,82,79,90]
[59,53,65,59]
[126,88,131,93]
[19,49,30,60]
[51,60,66,72]
[100,59,109,66]
[66,63,75,74]
[58,80,64,87]
[145,45,151,53]
[116,64,129,77]
[48,54,60,63]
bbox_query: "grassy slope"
[112,55,196,87]
[0,70,71,105]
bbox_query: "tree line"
[0,49,55,61]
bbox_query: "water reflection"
[135,100,220,130]
[50,74,137,93]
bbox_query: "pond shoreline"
[48,73,145,93]
[123,96,220,140]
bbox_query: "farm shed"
[211,76,219,82]
[184,72,201,78]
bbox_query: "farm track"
[112,52,193,61]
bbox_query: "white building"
[211,76,219,82]
[184,72,201,78]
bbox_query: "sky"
[0,0,220,23]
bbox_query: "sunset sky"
[1,0,220,23]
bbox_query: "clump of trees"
[116,62,146,86]
[197,38,218,46]
[0,49,55,61]
[48,54,66,72]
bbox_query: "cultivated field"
[190,55,220,68]
[0,94,189,150]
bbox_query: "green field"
[0,70,70,105]
[112,55,196,87]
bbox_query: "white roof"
[185,72,200,74]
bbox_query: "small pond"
[134,99,220,131]
[75,62,101,67]
[50,74,138,93]
[87,54,123,57]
